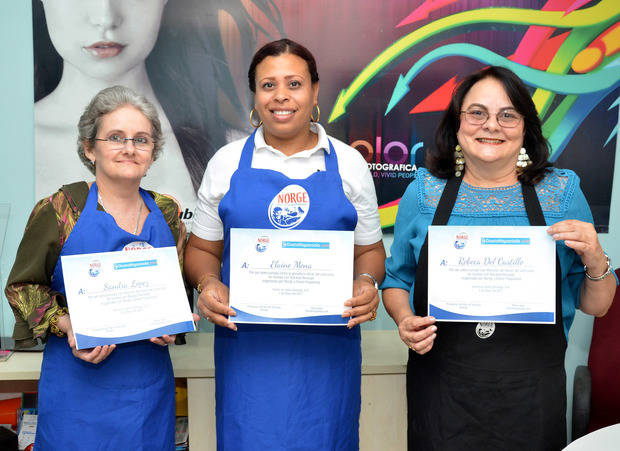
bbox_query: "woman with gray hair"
[5,85,195,449]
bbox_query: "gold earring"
[516,147,531,173]
[454,144,465,177]
[249,108,262,128]
[311,104,320,122]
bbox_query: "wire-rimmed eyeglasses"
[95,133,154,151]
[460,108,523,128]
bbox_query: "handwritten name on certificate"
[61,246,195,349]
[229,228,354,325]
[428,226,555,324]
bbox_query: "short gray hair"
[77,85,164,174]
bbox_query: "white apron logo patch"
[268,184,309,229]
[123,241,153,251]
[476,322,495,339]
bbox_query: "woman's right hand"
[398,315,437,355]
[197,275,237,331]
[57,314,116,364]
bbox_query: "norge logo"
[268,184,309,229]
[123,241,153,251]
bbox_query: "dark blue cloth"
[215,131,361,450]
[35,183,176,450]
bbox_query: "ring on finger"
[369,310,377,321]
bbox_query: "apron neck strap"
[238,130,258,169]
[323,139,338,174]
[432,176,463,226]
[521,182,546,226]
[238,130,337,174]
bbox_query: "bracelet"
[358,273,379,290]
[49,307,69,337]
[196,273,218,293]
[584,254,613,281]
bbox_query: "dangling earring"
[454,144,465,177]
[516,147,531,173]
[311,104,320,122]
[249,108,262,128]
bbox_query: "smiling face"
[42,0,166,80]
[253,53,319,144]
[456,77,525,174]
[84,105,154,183]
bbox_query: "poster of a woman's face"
[34,0,617,231]
[33,0,283,226]
[42,0,165,81]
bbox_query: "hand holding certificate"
[428,226,556,324]
[61,246,196,350]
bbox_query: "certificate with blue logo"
[61,246,196,349]
[428,226,555,324]
[229,228,354,325]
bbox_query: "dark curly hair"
[428,66,552,185]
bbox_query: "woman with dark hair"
[33,0,283,216]
[383,66,616,450]
[6,86,198,449]
[185,38,386,449]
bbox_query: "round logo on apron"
[123,241,153,251]
[475,322,495,339]
[268,184,310,229]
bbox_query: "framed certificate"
[61,246,196,349]
[428,226,555,324]
[229,228,354,325]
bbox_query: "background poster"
[33,0,619,232]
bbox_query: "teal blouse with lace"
[383,167,591,336]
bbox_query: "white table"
[564,423,620,450]
[0,330,408,450]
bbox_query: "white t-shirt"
[192,123,382,245]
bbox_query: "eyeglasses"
[95,133,154,151]
[460,108,523,128]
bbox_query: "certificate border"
[231,309,348,326]
[427,225,556,324]
[75,320,196,349]
[429,305,555,324]
[229,228,353,326]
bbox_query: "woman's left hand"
[343,277,380,328]
[547,220,607,270]
[150,313,200,346]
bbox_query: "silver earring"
[454,144,465,177]
[516,147,531,172]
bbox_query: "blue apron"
[35,183,176,451]
[215,131,361,450]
